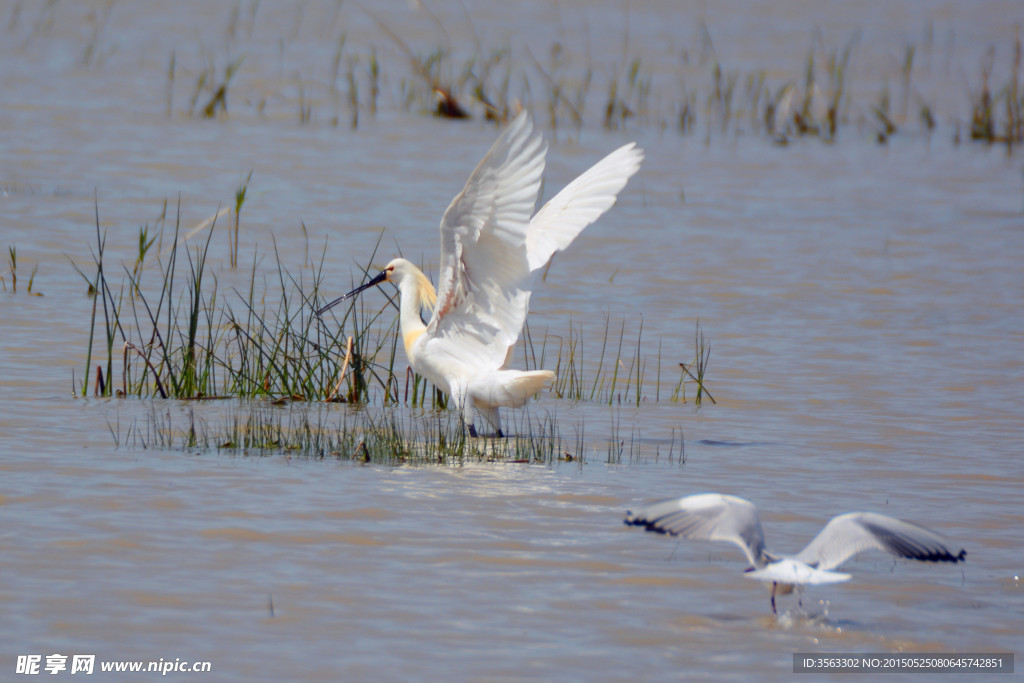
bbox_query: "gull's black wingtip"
[934,547,967,563]
[930,546,967,563]
[623,511,673,536]
[623,511,657,530]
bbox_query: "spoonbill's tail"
[471,369,556,408]
[466,369,556,436]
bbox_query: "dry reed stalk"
[326,336,354,401]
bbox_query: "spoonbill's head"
[316,258,435,316]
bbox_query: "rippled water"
[2,1,1022,679]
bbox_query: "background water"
[1,0,1022,680]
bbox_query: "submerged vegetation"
[130,3,1024,152]
[109,399,690,468]
[6,2,1021,149]
[76,197,706,464]
[3,244,42,295]
[961,37,1024,149]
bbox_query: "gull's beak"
[316,269,388,316]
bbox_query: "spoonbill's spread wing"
[526,142,643,271]
[795,512,967,571]
[427,111,644,374]
[744,558,851,586]
[428,110,547,370]
[624,493,768,568]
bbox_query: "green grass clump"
[75,198,401,403]
[671,321,715,406]
[78,196,714,409]
[3,244,42,295]
[78,194,711,461]
[962,32,1023,151]
[547,315,650,406]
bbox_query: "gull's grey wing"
[624,493,768,568]
[795,512,967,571]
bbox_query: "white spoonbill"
[318,111,643,436]
[624,493,966,614]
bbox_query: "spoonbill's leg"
[450,382,480,438]
[473,402,505,438]
[770,582,778,615]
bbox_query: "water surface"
[1,1,1022,679]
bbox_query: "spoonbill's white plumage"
[319,111,643,436]
[624,493,966,614]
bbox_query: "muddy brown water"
[2,1,1021,679]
